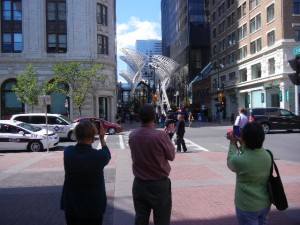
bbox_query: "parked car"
[0,120,59,152]
[10,113,78,141]
[73,117,123,135]
[245,107,300,133]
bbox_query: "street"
[54,123,300,163]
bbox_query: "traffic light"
[296,56,300,76]
[218,92,223,102]
[288,56,300,85]
[153,93,158,102]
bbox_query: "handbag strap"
[266,149,280,178]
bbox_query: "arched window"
[47,80,69,116]
[1,79,24,119]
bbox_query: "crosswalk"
[102,132,209,152]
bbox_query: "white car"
[10,113,78,141]
[0,120,59,152]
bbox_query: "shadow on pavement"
[0,185,299,225]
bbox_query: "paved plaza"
[0,122,299,225]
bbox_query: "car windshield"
[18,122,42,132]
[59,115,73,124]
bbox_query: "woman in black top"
[61,121,111,225]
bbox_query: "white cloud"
[117,16,161,55]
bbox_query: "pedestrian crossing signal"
[153,93,158,102]
[218,92,223,102]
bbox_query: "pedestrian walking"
[60,121,111,225]
[234,107,248,129]
[188,112,194,127]
[129,105,175,225]
[227,122,272,225]
[176,114,187,153]
[164,114,176,139]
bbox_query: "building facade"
[0,0,117,121]
[210,0,300,118]
[136,39,162,78]
[161,0,211,108]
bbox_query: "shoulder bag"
[266,149,288,211]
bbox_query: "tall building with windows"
[135,39,162,80]
[161,0,210,108]
[210,0,300,118]
[0,0,117,121]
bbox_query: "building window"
[1,0,22,53]
[294,0,300,14]
[229,72,236,80]
[227,31,236,47]
[250,14,261,34]
[237,2,246,20]
[227,51,236,65]
[294,26,300,41]
[267,4,275,23]
[97,34,108,55]
[212,11,216,22]
[46,0,67,53]
[227,0,235,9]
[267,30,275,46]
[213,44,217,54]
[250,38,261,54]
[218,2,225,17]
[238,24,247,41]
[97,3,107,26]
[268,58,275,75]
[251,63,261,79]
[219,38,226,52]
[239,68,247,82]
[213,28,217,39]
[227,12,235,28]
[238,45,247,60]
[250,0,261,11]
[219,20,225,34]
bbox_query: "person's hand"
[229,132,243,145]
[98,122,106,146]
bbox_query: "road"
[55,124,300,163]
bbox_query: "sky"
[116,0,162,82]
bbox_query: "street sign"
[293,45,300,56]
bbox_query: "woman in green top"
[227,122,272,225]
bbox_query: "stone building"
[209,0,300,117]
[0,0,117,121]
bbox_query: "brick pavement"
[0,121,299,225]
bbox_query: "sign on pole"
[293,45,300,56]
[38,95,51,153]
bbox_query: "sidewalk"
[0,123,299,225]
[110,134,300,225]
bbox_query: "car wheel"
[28,141,43,152]
[68,131,76,141]
[108,127,116,135]
[261,123,270,134]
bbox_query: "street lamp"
[214,63,224,91]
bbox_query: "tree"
[12,64,41,112]
[50,62,105,116]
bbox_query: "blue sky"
[116,0,162,82]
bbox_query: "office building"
[0,0,117,121]
[161,0,210,108]
[210,0,300,117]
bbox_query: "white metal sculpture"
[119,48,179,114]
[119,48,148,97]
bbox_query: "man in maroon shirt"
[129,105,176,225]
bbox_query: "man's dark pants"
[132,177,172,225]
[176,136,187,152]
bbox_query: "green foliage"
[12,64,41,111]
[51,62,105,115]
